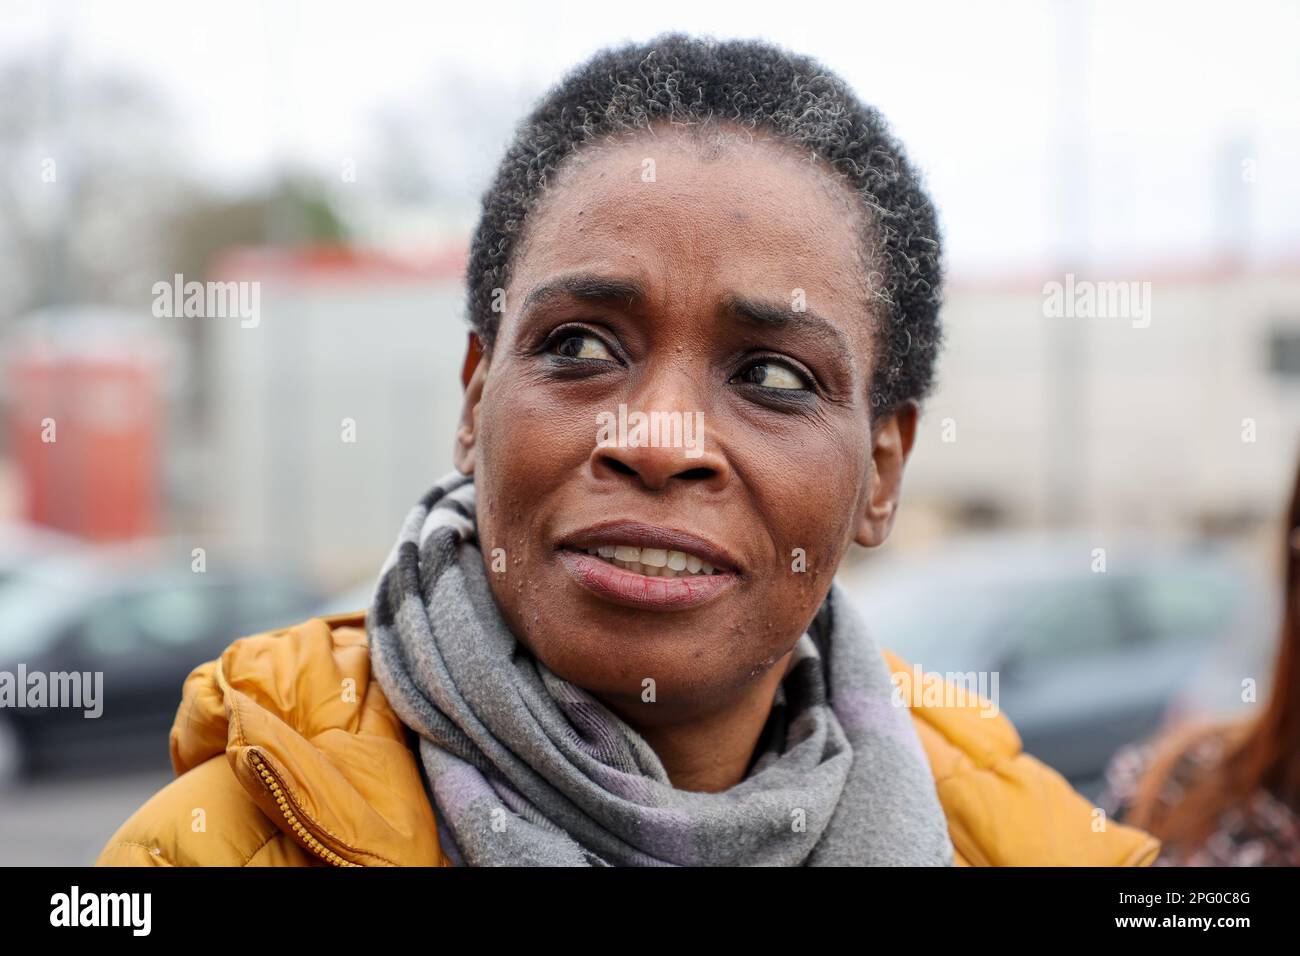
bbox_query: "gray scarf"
[367,471,953,866]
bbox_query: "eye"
[733,359,809,391]
[550,330,616,362]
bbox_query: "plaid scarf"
[367,471,953,866]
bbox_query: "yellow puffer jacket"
[95,612,1159,867]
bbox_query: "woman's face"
[457,129,916,725]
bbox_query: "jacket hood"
[165,613,1157,867]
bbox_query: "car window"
[135,588,227,646]
[998,578,1129,667]
[0,573,80,659]
[855,579,1010,665]
[1127,565,1236,644]
[229,581,313,633]
[75,586,226,657]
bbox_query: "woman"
[97,34,1157,867]
[1099,455,1300,866]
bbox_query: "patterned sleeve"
[1096,740,1157,825]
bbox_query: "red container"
[6,339,161,541]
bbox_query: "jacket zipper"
[251,754,359,867]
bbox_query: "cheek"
[471,370,600,604]
[476,372,600,495]
[747,420,866,594]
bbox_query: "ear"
[854,400,919,548]
[461,329,483,390]
[454,331,488,475]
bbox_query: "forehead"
[509,127,874,343]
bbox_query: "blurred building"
[198,245,467,585]
[906,259,1300,539]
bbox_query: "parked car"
[0,542,321,785]
[849,533,1276,798]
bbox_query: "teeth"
[583,544,721,577]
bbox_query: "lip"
[555,520,742,612]
[558,550,738,611]
[557,520,741,573]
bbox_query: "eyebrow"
[520,273,646,313]
[518,271,853,357]
[721,294,852,354]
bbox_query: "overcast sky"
[4,0,1298,277]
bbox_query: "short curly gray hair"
[466,33,943,413]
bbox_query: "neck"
[612,650,795,793]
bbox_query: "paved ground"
[0,769,171,866]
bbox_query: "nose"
[591,405,730,493]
